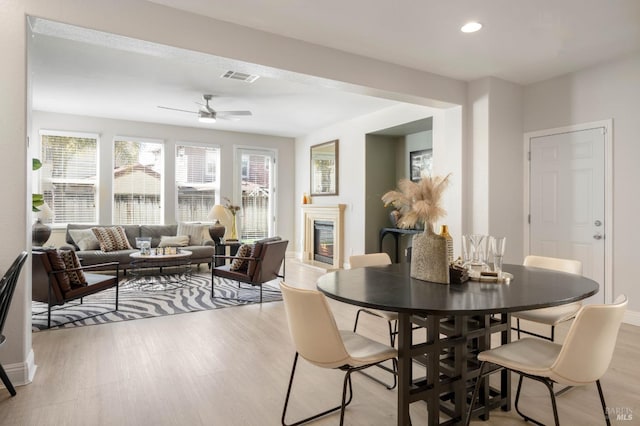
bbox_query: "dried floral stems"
[381,174,451,229]
[223,197,241,216]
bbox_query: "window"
[113,138,163,224]
[175,144,220,222]
[39,131,98,224]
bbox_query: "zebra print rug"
[31,271,282,331]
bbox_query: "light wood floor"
[2,259,638,425]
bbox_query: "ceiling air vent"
[221,71,260,83]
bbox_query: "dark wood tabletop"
[317,263,599,315]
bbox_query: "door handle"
[593,233,604,240]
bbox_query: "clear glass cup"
[461,235,472,266]
[490,236,507,277]
[468,234,489,274]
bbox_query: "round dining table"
[317,263,599,426]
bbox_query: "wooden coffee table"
[129,250,192,290]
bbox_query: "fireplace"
[313,221,334,264]
[302,204,346,269]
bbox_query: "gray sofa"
[61,224,216,271]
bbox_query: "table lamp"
[32,202,54,246]
[207,204,228,242]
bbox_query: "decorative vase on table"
[410,222,450,284]
[229,214,238,240]
[382,173,452,285]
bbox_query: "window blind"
[40,133,98,224]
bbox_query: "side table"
[214,241,242,267]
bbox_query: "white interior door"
[529,127,606,303]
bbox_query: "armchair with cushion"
[32,249,119,328]
[211,237,288,303]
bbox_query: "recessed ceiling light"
[461,22,482,33]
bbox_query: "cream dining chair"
[279,281,397,426]
[513,255,583,341]
[466,295,627,426]
[349,253,398,389]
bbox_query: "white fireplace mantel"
[302,204,346,269]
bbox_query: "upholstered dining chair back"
[349,253,391,269]
[280,282,351,369]
[551,295,627,386]
[523,255,582,275]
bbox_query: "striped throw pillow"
[91,226,133,252]
[59,250,87,288]
[230,244,253,271]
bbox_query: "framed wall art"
[410,149,432,182]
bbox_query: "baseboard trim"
[624,309,640,327]
[1,349,37,390]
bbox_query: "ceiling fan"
[158,94,252,123]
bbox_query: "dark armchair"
[211,237,288,303]
[32,250,119,328]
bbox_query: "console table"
[378,227,421,262]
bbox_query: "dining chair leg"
[596,380,612,426]
[0,363,16,396]
[281,352,355,426]
[514,373,560,426]
[516,317,521,339]
[465,361,488,426]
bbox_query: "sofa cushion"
[140,225,178,248]
[230,244,253,271]
[76,249,137,267]
[92,226,133,252]
[60,250,87,288]
[69,228,100,251]
[158,235,189,247]
[177,222,210,246]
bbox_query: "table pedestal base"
[396,313,511,425]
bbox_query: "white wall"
[466,78,523,263]
[523,51,640,318]
[31,111,296,243]
[294,104,462,264]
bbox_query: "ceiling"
[30,1,640,138]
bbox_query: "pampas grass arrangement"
[382,174,451,230]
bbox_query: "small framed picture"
[410,149,432,182]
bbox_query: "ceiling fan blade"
[157,106,198,114]
[216,110,253,117]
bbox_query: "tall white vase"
[410,223,450,284]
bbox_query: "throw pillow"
[45,249,71,292]
[59,250,87,288]
[158,235,190,248]
[177,222,207,246]
[230,244,253,271]
[91,226,133,252]
[69,228,100,251]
